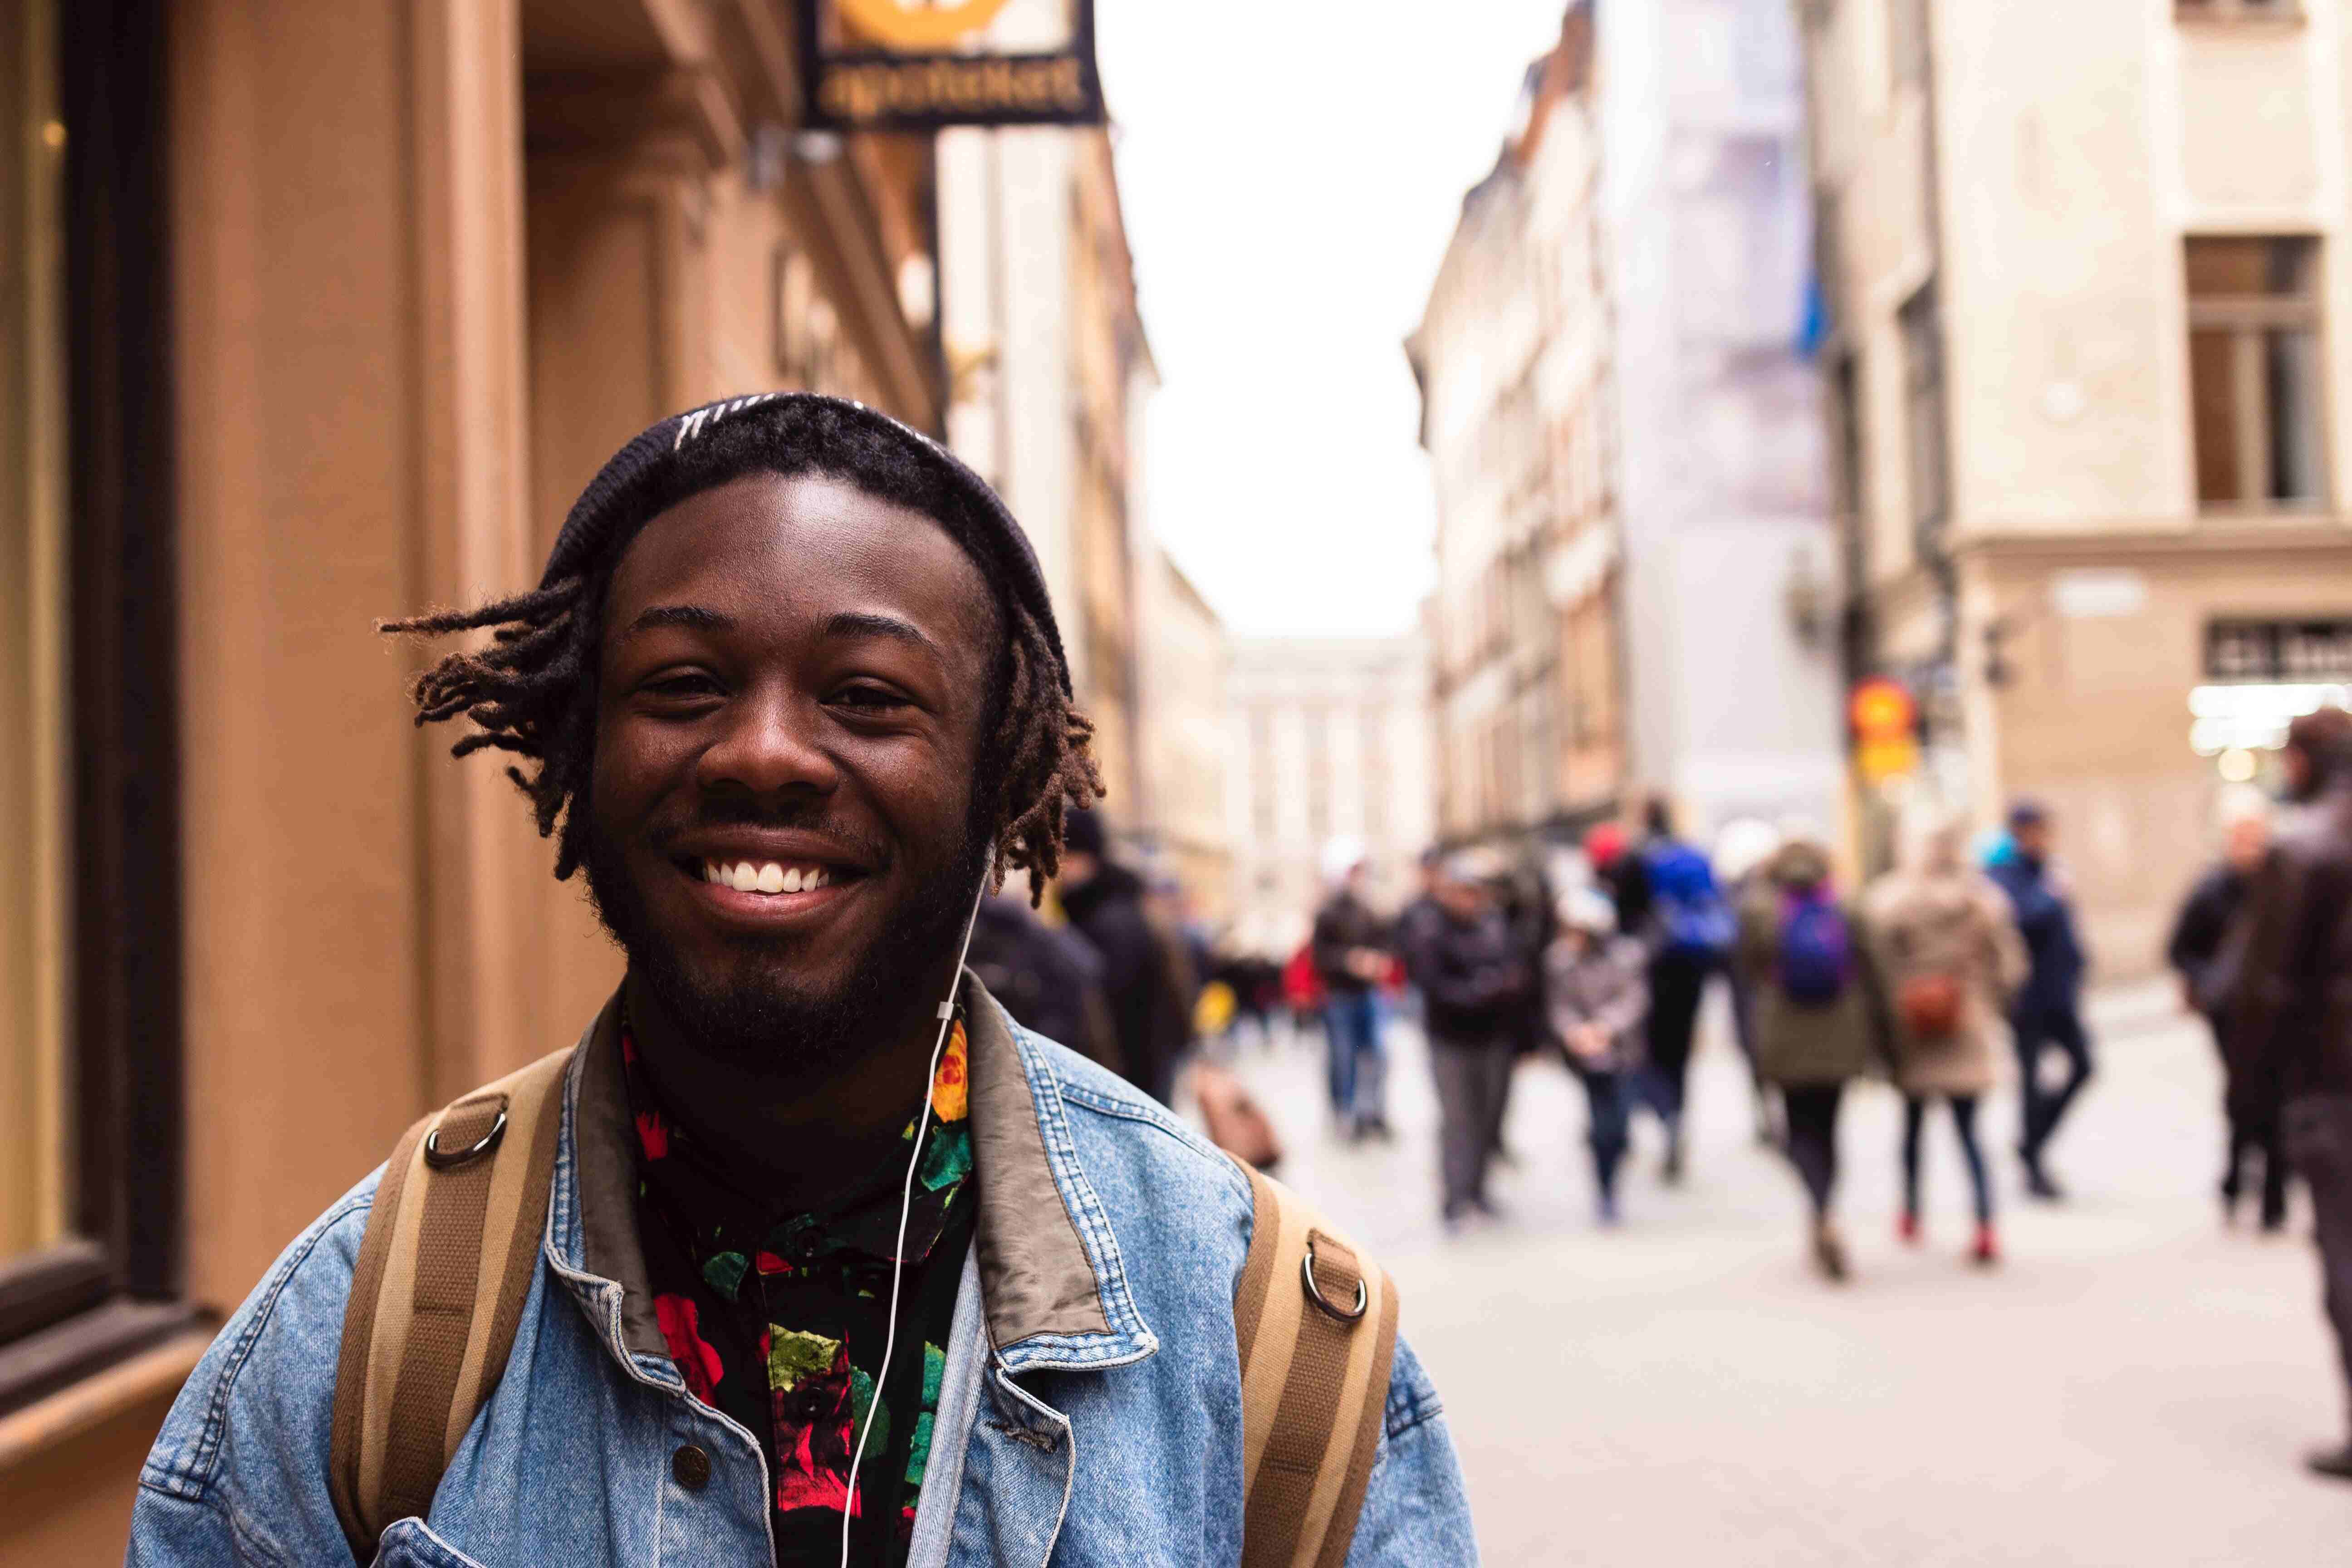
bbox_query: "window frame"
[2175,0,2303,23]
[0,0,190,1419]
[2184,234,2329,515]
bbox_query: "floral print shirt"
[622,1014,977,1566]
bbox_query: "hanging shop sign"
[800,0,1105,131]
[1849,676,1919,785]
[2205,617,2352,684]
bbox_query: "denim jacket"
[128,978,1477,1566]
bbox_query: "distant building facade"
[1802,0,2352,968]
[1226,637,1436,957]
[1411,0,1842,862]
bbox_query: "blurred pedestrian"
[1311,840,1394,1140]
[2226,705,2352,1482]
[2168,786,2282,1229]
[965,888,1123,1077]
[1715,816,1786,1147]
[1869,814,2028,1266]
[1632,797,1735,1182]
[1736,828,1883,1281]
[1545,888,1648,1225]
[1406,849,1534,1229]
[1987,798,2092,1199]
[1057,808,1197,1107]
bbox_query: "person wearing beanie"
[1985,797,2092,1200]
[1544,887,1648,1225]
[2228,704,2352,1482]
[129,395,1473,1565]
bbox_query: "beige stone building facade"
[1226,637,1436,958]
[1410,10,1626,852]
[1803,0,2352,969]
[0,0,1139,1555]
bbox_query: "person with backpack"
[127,397,1472,1566]
[1867,813,2028,1266]
[1735,829,1886,1280]
[1545,887,1650,1225]
[1632,798,1735,1181]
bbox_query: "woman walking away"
[1546,889,1650,1225]
[1736,828,1886,1282]
[1867,814,2028,1266]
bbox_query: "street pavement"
[1205,982,2352,1565]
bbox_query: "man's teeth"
[701,860,833,893]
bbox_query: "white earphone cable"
[839,852,992,1568]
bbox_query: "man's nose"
[693,687,840,798]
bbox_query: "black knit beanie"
[539,391,1073,698]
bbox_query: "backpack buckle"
[424,1104,508,1169]
[1300,1235,1368,1323]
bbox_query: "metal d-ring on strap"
[1300,1235,1368,1323]
[423,1105,508,1169]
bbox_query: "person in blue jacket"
[1985,799,2091,1200]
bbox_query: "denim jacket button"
[672,1444,712,1491]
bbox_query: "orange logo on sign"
[836,0,1015,50]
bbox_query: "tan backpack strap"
[1234,1160,1401,1568]
[328,1046,573,1562]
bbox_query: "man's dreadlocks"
[381,397,1101,898]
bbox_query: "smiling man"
[128,395,1475,1568]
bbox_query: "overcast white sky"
[1093,3,1568,638]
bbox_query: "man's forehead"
[607,471,996,647]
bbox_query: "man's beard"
[580,798,990,1073]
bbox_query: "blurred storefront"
[0,0,1131,1554]
[1803,0,2352,971]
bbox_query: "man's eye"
[832,684,910,711]
[644,673,720,700]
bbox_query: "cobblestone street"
[1212,984,2352,1565]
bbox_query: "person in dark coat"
[964,889,1122,1076]
[2168,790,2281,1229]
[1986,799,2092,1200]
[2227,706,2352,1481]
[1056,808,1195,1107]
[1402,850,1533,1228]
[1311,844,1394,1140]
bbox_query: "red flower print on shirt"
[635,1108,669,1161]
[756,1250,794,1277]
[655,1293,722,1402]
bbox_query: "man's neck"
[622,962,961,1213]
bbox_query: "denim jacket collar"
[543,974,1160,1382]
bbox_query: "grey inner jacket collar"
[559,971,1127,1364]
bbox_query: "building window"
[3,0,190,1413]
[1,0,70,1294]
[2186,236,2325,510]
[2176,0,2301,20]
[1898,282,1949,542]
